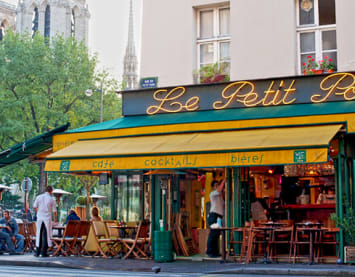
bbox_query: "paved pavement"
[0,254,354,276]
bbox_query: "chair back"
[92,221,107,237]
[18,223,25,236]
[77,221,91,237]
[63,220,80,237]
[136,220,150,239]
[105,221,119,238]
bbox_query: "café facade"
[45,72,355,262]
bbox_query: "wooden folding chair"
[52,221,80,256]
[104,220,122,254]
[75,221,91,256]
[92,221,120,258]
[23,222,36,252]
[121,220,151,260]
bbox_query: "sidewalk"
[0,254,354,276]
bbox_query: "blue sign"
[294,150,307,163]
[140,77,158,89]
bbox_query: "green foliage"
[76,195,92,206]
[0,31,122,200]
[331,209,355,245]
[195,62,230,84]
[1,191,22,210]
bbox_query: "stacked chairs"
[249,220,269,262]
[228,222,252,263]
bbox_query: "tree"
[78,175,99,220]
[0,31,121,196]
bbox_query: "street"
[0,265,336,277]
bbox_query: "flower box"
[345,246,355,263]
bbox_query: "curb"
[209,267,355,276]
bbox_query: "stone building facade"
[16,0,90,44]
[0,0,16,39]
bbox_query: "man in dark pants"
[33,186,57,257]
[206,179,225,258]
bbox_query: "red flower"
[307,55,312,59]
[302,62,306,66]
[324,56,328,59]
[329,58,333,62]
[311,58,315,61]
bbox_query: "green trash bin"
[153,230,173,262]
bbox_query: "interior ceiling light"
[301,0,313,12]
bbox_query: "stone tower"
[122,0,138,90]
[16,0,89,44]
[0,1,16,40]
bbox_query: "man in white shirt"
[206,179,225,258]
[33,186,57,257]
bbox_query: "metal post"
[100,80,104,123]
[338,139,344,262]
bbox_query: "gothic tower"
[122,0,138,90]
[16,0,89,44]
[0,1,16,40]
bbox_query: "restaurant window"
[196,6,230,79]
[296,0,337,73]
[32,7,39,37]
[116,175,143,223]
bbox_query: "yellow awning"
[45,124,342,172]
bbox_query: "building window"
[116,175,143,222]
[71,9,75,37]
[44,5,50,38]
[32,7,39,37]
[297,0,337,73]
[196,6,230,77]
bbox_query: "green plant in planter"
[76,195,92,207]
[331,208,355,245]
[196,62,230,84]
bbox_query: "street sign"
[99,173,108,185]
[140,77,158,89]
[21,177,32,192]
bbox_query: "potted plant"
[195,62,230,84]
[302,56,323,75]
[319,56,337,73]
[331,209,355,263]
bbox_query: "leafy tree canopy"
[0,31,121,196]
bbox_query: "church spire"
[123,0,138,90]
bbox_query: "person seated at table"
[250,193,269,221]
[64,209,80,225]
[0,210,24,254]
[90,206,103,222]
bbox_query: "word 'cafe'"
[43,71,355,263]
[144,73,355,115]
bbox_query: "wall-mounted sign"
[99,173,108,185]
[21,177,32,192]
[122,72,355,116]
[140,77,158,89]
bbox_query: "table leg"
[221,230,226,263]
[310,231,313,264]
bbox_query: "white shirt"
[210,190,224,216]
[33,192,56,220]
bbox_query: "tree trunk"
[38,162,47,194]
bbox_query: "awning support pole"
[337,138,344,262]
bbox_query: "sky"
[6,0,142,82]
